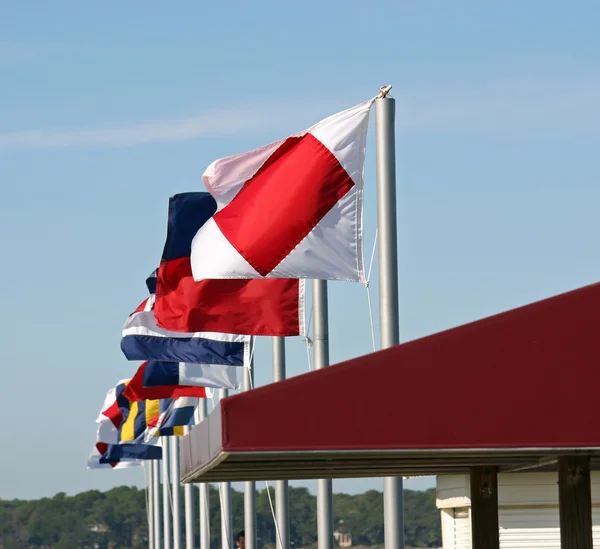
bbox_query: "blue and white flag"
[143,360,240,390]
[101,442,162,462]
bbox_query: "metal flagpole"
[153,460,162,549]
[149,464,155,549]
[272,337,289,549]
[313,280,334,549]
[375,86,405,549]
[198,400,211,549]
[219,389,233,549]
[162,438,172,549]
[243,348,257,549]
[183,428,195,549]
[171,437,182,549]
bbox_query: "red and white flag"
[190,99,374,283]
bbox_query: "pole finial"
[378,85,393,98]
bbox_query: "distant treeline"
[0,485,440,549]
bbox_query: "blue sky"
[1,1,599,500]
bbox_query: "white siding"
[449,507,600,549]
[454,508,471,549]
[438,472,600,507]
[438,473,600,549]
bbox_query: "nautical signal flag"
[153,192,305,336]
[118,397,161,443]
[87,443,142,469]
[122,362,211,402]
[143,360,240,391]
[100,442,162,462]
[144,397,200,441]
[190,99,374,283]
[121,294,251,364]
[95,381,130,444]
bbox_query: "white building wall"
[437,473,600,549]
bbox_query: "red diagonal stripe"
[213,134,354,276]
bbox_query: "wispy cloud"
[0,75,599,150]
[0,101,344,150]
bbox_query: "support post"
[313,279,334,549]
[470,467,500,549]
[273,337,289,549]
[183,428,194,549]
[149,464,155,549]
[559,455,593,549]
[171,437,181,549]
[198,400,210,549]
[375,87,405,549]
[162,438,172,549]
[243,350,257,549]
[219,389,233,549]
[153,460,162,549]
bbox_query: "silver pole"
[162,438,172,549]
[184,428,195,549]
[171,437,181,549]
[243,350,257,549]
[313,280,334,549]
[219,389,233,549]
[153,460,162,549]
[149,464,155,549]
[272,337,289,549]
[198,400,211,549]
[375,88,405,549]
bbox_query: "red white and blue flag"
[154,192,304,336]
[95,381,130,444]
[87,443,142,469]
[190,100,374,283]
[121,294,251,365]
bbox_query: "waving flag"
[87,443,142,469]
[154,192,304,336]
[146,269,157,294]
[95,381,130,443]
[101,442,162,462]
[143,360,240,390]
[145,397,200,441]
[119,398,161,443]
[121,294,251,363]
[122,362,211,402]
[190,99,374,283]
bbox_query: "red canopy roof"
[181,282,600,483]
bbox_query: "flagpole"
[198,399,211,549]
[219,389,233,549]
[313,279,334,549]
[272,337,289,549]
[162,438,172,549]
[171,437,182,549]
[153,460,162,549]
[375,86,405,549]
[243,348,257,549]
[149,463,155,549]
[184,428,195,549]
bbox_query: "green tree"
[0,484,441,549]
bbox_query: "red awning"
[181,282,600,483]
